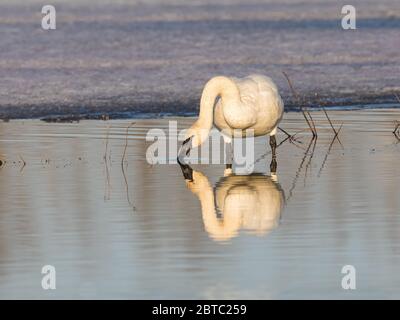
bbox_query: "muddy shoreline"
[0,93,399,122]
[1,1,400,122]
[1,1,400,121]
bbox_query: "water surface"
[0,109,399,299]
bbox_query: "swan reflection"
[180,165,285,242]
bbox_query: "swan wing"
[220,77,259,129]
[217,75,283,132]
[245,74,284,122]
[234,74,281,109]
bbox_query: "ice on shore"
[0,0,399,118]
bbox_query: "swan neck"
[198,76,240,129]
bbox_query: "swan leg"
[225,142,233,169]
[269,134,277,173]
[222,134,233,167]
[224,141,233,176]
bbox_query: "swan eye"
[183,137,191,145]
[183,136,194,145]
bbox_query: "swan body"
[185,170,285,241]
[214,75,284,139]
[184,74,284,148]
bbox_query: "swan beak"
[177,136,193,162]
[178,162,193,181]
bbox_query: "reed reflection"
[179,164,285,242]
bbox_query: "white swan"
[178,74,284,171]
[182,168,285,242]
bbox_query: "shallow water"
[0,109,399,299]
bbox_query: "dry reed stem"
[121,122,136,210]
[322,107,339,136]
[282,71,317,137]
[121,122,135,166]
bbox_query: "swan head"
[177,122,210,160]
[178,161,193,181]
